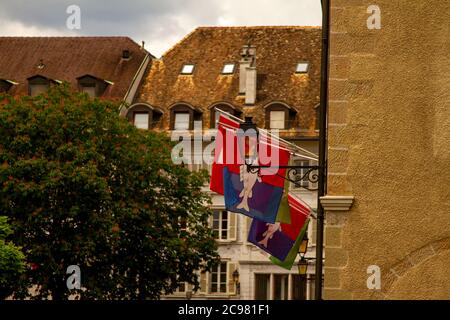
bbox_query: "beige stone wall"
[325,0,450,299]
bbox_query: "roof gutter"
[120,52,151,115]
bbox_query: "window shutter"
[244,215,251,244]
[228,212,237,241]
[199,271,208,294]
[227,262,237,295]
[309,219,316,246]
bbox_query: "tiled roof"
[0,37,149,99]
[136,26,322,136]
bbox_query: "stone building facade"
[129,26,322,299]
[322,0,450,299]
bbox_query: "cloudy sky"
[0,0,322,57]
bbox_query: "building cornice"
[320,195,354,211]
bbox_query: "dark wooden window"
[210,104,235,129]
[273,274,289,300]
[170,104,201,130]
[210,104,242,129]
[126,105,156,130]
[0,80,13,93]
[77,75,108,97]
[254,274,270,300]
[28,76,50,96]
[292,275,307,300]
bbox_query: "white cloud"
[0,19,77,37]
[0,0,322,57]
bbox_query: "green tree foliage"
[0,84,218,299]
[0,216,25,299]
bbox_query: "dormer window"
[170,103,202,130]
[0,79,15,93]
[126,103,163,130]
[28,75,51,96]
[210,103,242,129]
[180,64,195,75]
[265,102,297,130]
[77,74,110,98]
[221,63,235,75]
[295,62,309,74]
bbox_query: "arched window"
[126,103,163,130]
[209,103,242,129]
[264,102,297,130]
[170,103,202,131]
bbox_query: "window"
[210,262,227,294]
[210,104,241,129]
[222,63,235,74]
[177,282,186,293]
[212,210,228,240]
[134,112,149,130]
[28,76,50,96]
[170,104,202,131]
[30,84,49,96]
[292,275,307,300]
[181,64,195,75]
[210,210,236,241]
[270,110,285,129]
[126,104,161,130]
[265,103,295,130]
[291,159,310,189]
[81,85,96,98]
[77,75,109,97]
[255,274,270,300]
[254,274,309,300]
[214,110,222,128]
[174,112,190,130]
[0,80,13,93]
[296,62,309,73]
[274,274,289,300]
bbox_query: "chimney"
[239,45,257,104]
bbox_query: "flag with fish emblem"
[222,135,290,223]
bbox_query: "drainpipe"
[315,0,330,300]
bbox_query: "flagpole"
[215,108,319,160]
[315,0,330,300]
